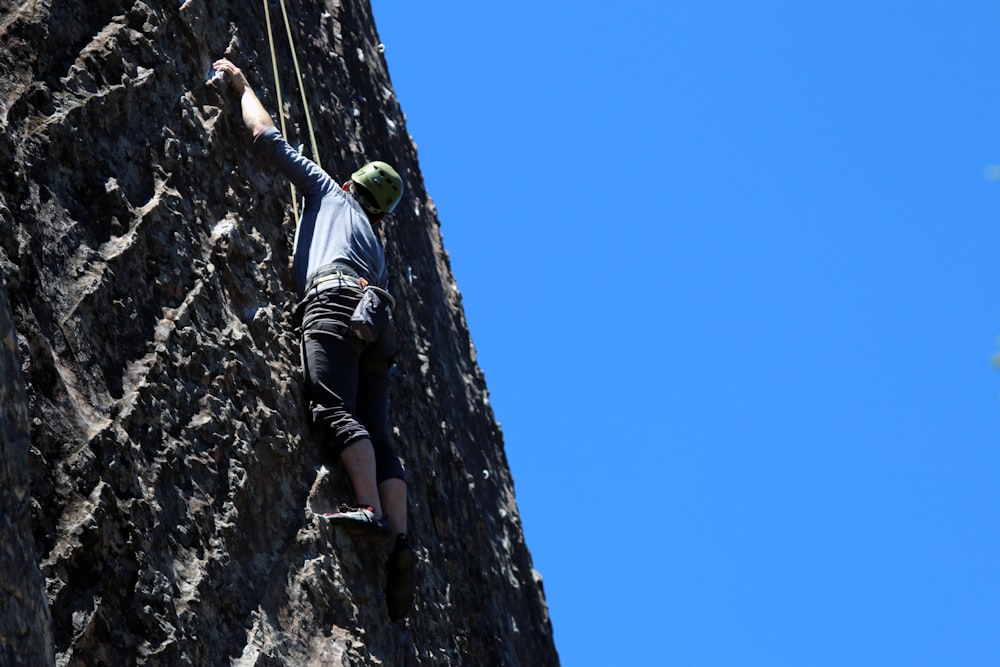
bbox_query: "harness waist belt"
[304,262,365,293]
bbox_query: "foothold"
[482,469,490,480]
[377,43,386,54]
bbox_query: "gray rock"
[0,1,558,664]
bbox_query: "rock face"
[0,1,559,665]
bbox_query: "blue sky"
[372,3,1000,665]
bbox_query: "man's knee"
[320,422,371,460]
[374,442,405,484]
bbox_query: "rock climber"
[212,57,414,621]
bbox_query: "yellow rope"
[278,0,322,169]
[263,0,299,221]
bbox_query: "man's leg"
[340,437,383,518]
[356,375,414,620]
[324,436,390,538]
[355,368,406,535]
[381,477,414,621]
[378,478,407,537]
[300,294,386,534]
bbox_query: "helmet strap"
[344,181,386,224]
[344,181,382,214]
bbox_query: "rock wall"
[0,1,559,664]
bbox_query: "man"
[213,57,414,621]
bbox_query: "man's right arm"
[213,58,274,138]
[212,58,335,199]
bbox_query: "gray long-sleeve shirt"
[252,127,388,295]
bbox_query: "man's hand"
[212,58,275,137]
[213,58,249,94]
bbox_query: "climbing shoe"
[386,533,415,621]
[321,504,391,541]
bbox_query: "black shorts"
[300,285,404,483]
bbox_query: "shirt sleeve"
[251,127,336,199]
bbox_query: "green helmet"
[351,161,404,213]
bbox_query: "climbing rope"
[262,0,324,218]
[278,0,322,169]
[262,0,298,220]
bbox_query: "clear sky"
[372,3,1000,665]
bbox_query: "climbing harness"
[303,262,366,294]
[301,262,395,343]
